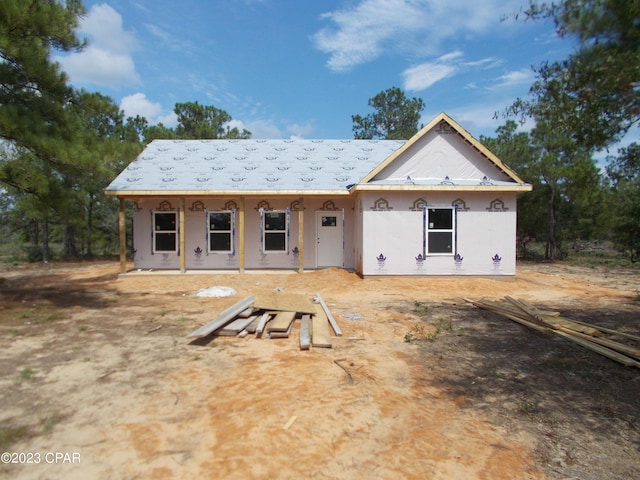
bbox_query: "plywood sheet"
[253,290,315,314]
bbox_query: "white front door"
[316,211,343,267]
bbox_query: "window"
[208,211,233,253]
[426,207,455,255]
[322,215,337,227]
[262,210,288,252]
[153,211,177,253]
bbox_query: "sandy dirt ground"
[0,262,638,479]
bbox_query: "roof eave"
[104,189,355,197]
[350,184,533,192]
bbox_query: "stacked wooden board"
[187,290,341,349]
[466,296,640,368]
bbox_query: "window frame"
[152,210,178,254]
[425,206,456,256]
[261,209,289,253]
[207,210,234,254]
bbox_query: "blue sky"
[56,0,577,140]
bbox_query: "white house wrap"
[105,113,531,276]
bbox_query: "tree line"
[350,1,640,263]
[0,0,638,263]
[0,0,250,261]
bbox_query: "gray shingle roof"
[106,138,406,194]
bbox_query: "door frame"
[315,210,344,267]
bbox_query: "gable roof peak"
[359,112,527,185]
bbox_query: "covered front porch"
[115,196,352,274]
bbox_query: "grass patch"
[405,317,453,342]
[40,413,62,434]
[413,300,429,315]
[0,426,31,450]
[16,306,65,324]
[20,368,36,381]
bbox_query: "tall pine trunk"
[42,216,50,263]
[546,185,557,260]
[86,194,94,258]
[63,224,78,258]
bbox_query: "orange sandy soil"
[0,261,638,479]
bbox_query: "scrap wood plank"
[218,315,258,336]
[554,329,640,368]
[187,296,255,338]
[512,297,561,317]
[245,316,262,334]
[464,298,549,331]
[270,319,295,338]
[253,289,315,314]
[505,296,550,324]
[315,293,342,336]
[237,307,255,318]
[565,318,640,343]
[467,297,640,368]
[556,326,640,360]
[504,297,603,337]
[267,311,297,333]
[255,313,271,338]
[299,314,311,350]
[543,316,604,337]
[312,304,332,348]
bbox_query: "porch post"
[239,197,245,273]
[179,197,186,273]
[298,198,304,273]
[118,197,127,273]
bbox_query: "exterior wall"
[357,191,518,276]
[372,127,514,183]
[131,200,179,270]
[130,192,517,275]
[130,196,356,270]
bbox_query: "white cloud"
[403,63,457,91]
[287,122,315,139]
[401,50,462,91]
[61,46,140,87]
[313,0,426,72]
[494,68,534,88]
[243,119,283,139]
[313,0,522,72]
[79,4,137,53]
[57,4,139,88]
[157,112,178,127]
[120,93,177,126]
[120,93,161,119]
[463,57,503,69]
[144,23,192,54]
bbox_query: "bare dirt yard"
[0,261,638,480]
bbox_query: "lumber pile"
[187,290,341,350]
[466,296,640,368]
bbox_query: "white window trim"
[152,210,178,254]
[260,208,290,253]
[207,209,235,254]
[425,206,456,256]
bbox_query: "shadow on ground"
[405,301,640,480]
